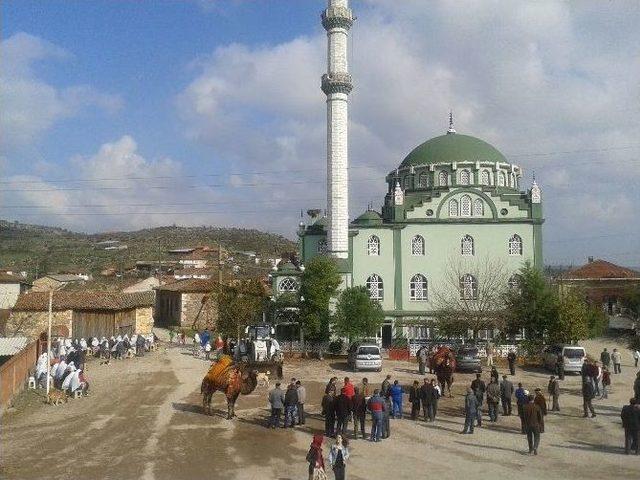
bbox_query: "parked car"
[455,346,482,373]
[347,342,382,372]
[542,344,586,374]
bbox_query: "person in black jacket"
[284,382,299,428]
[421,378,439,422]
[335,390,351,437]
[470,373,486,427]
[621,398,639,455]
[352,387,367,439]
[507,350,517,375]
[322,393,336,437]
[409,380,421,420]
[582,378,596,418]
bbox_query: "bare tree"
[432,255,510,339]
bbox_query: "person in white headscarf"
[58,341,67,359]
[54,359,67,388]
[62,368,74,391]
[35,353,48,387]
[79,338,88,350]
[64,338,72,349]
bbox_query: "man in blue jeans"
[389,380,404,419]
[462,387,479,434]
[367,389,385,442]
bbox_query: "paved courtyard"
[2,337,639,480]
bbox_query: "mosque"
[271,0,543,345]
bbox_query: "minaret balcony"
[321,72,353,95]
[321,6,354,31]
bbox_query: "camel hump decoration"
[201,355,258,419]
[431,346,456,398]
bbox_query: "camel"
[431,346,457,398]
[201,355,258,419]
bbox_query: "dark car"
[455,346,482,372]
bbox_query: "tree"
[299,256,341,341]
[548,290,588,344]
[216,279,267,338]
[333,286,384,342]
[433,256,509,339]
[621,285,640,320]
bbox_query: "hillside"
[0,220,297,278]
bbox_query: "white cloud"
[0,33,123,151]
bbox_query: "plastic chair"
[28,376,36,389]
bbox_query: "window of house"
[460,195,472,217]
[497,171,506,187]
[449,199,459,217]
[403,176,412,190]
[419,173,430,188]
[366,274,383,300]
[411,235,425,256]
[481,170,490,185]
[278,277,298,292]
[473,198,484,216]
[460,274,478,300]
[508,234,523,256]
[438,171,448,186]
[410,274,428,300]
[367,235,380,256]
[317,238,328,254]
[460,169,471,185]
[461,235,475,256]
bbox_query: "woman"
[306,434,326,480]
[328,434,349,480]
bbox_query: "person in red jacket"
[342,377,355,399]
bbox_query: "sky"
[1,0,639,266]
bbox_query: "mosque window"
[410,274,428,301]
[278,277,298,292]
[449,199,459,217]
[366,274,383,300]
[459,274,478,300]
[510,173,516,187]
[481,170,490,185]
[403,176,412,190]
[460,195,472,217]
[461,235,474,256]
[497,171,506,187]
[459,169,471,185]
[411,235,425,256]
[508,234,523,256]
[438,171,449,186]
[508,274,522,291]
[473,198,484,216]
[317,238,328,254]
[419,173,430,188]
[367,235,380,256]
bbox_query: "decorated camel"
[431,346,457,397]
[201,355,258,419]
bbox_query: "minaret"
[321,0,354,259]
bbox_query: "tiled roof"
[155,278,219,293]
[13,291,154,312]
[44,274,86,282]
[560,259,640,280]
[0,337,28,356]
[0,273,29,284]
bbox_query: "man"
[515,383,528,433]
[621,398,639,455]
[582,377,596,418]
[352,387,367,439]
[486,342,494,367]
[633,349,640,368]
[490,366,499,384]
[360,377,371,399]
[284,381,299,428]
[557,353,565,380]
[533,388,547,432]
[296,380,306,425]
[417,346,428,375]
[421,378,437,422]
[471,373,486,427]
[382,393,392,439]
[600,348,611,369]
[522,395,544,455]
[201,328,211,349]
[367,389,385,442]
[381,375,392,399]
[322,391,336,437]
[268,382,285,429]
[601,367,611,400]
[547,376,560,412]
[409,380,421,420]
[634,372,640,402]
[500,375,514,416]
[335,388,351,436]
[342,377,355,400]
[389,380,404,419]
[462,387,479,434]
[486,377,501,422]
[507,349,517,376]
[612,348,622,374]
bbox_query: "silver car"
[347,343,382,372]
[542,344,586,374]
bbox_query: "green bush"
[327,338,344,354]
[391,336,408,348]
[628,335,640,352]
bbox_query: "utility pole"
[46,289,53,395]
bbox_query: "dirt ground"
[2,334,640,480]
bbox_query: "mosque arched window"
[411,235,425,256]
[497,171,506,187]
[473,198,484,216]
[481,170,490,185]
[460,195,472,217]
[366,274,383,300]
[418,173,430,188]
[438,171,449,186]
[459,169,471,186]
[459,274,478,300]
[461,235,475,256]
[317,238,328,254]
[278,277,298,292]
[410,274,428,301]
[449,199,459,217]
[367,235,380,256]
[508,234,523,256]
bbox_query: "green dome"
[353,210,383,225]
[400,133,507,168]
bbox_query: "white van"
[347,342,382,372]
[542,344,586,374]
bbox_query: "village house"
[0,273,31,310]
[32,274,90,292]
[154,279,219,330]
[6,291,154,339]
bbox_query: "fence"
[408,340,520,358]
[0,340,39,412]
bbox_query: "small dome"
[400,134,507,168]
[353,210,383,225]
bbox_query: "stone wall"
[181,293,218,329]
[135,306,154,334]
[6,310,73,339]
[0,283,21,309]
